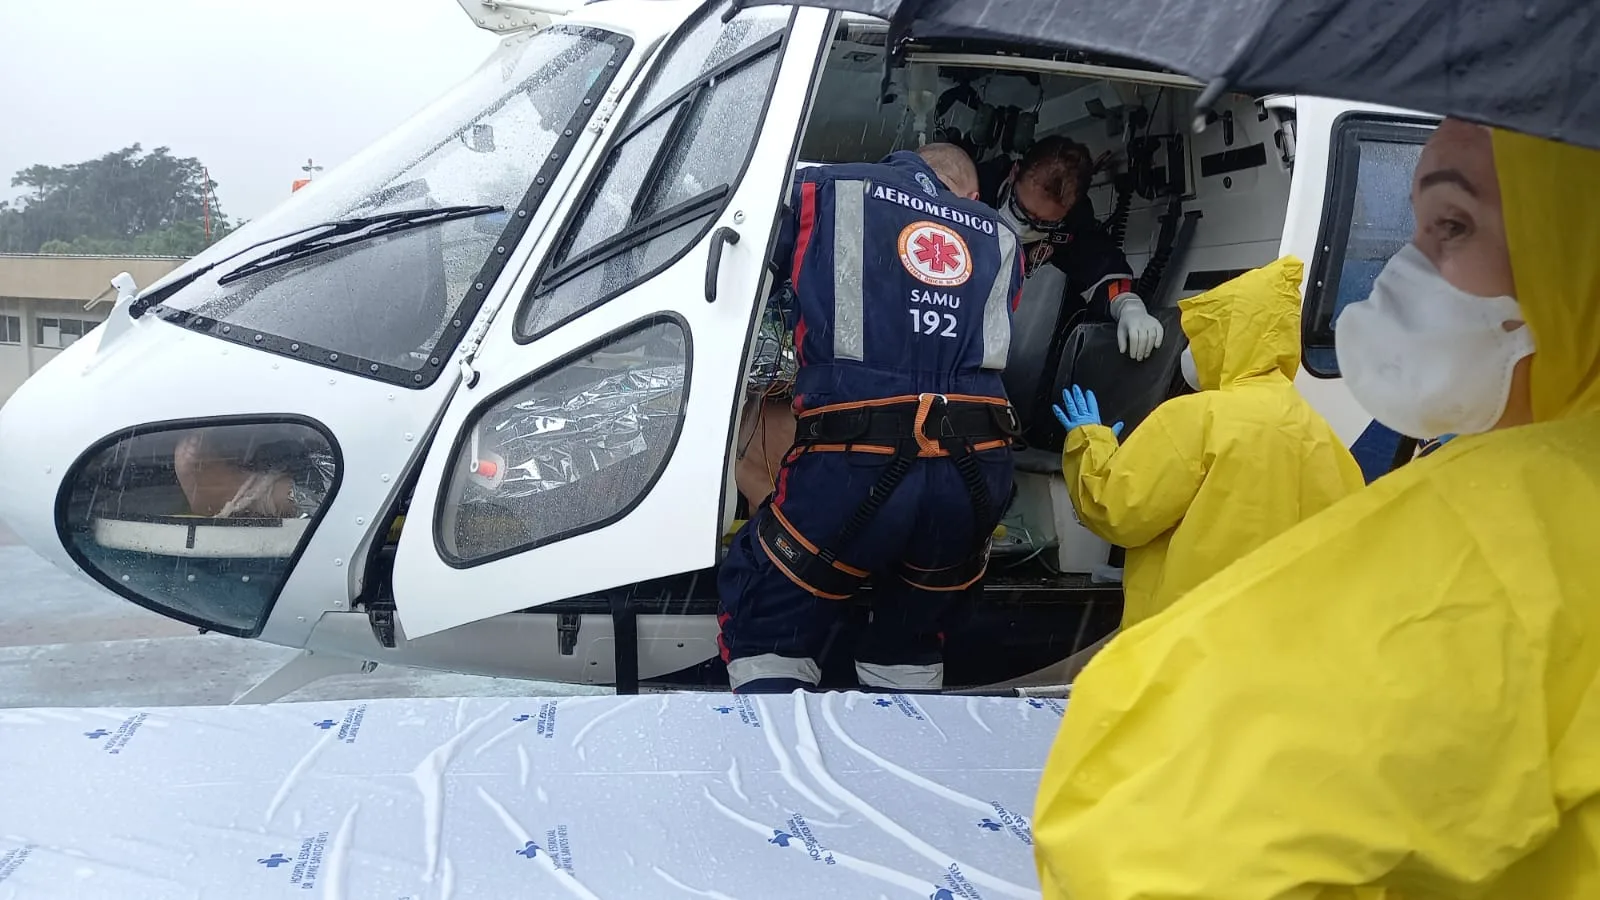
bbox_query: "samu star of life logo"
[898,220,972,288]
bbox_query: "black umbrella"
[740,0,1600,150]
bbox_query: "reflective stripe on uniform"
[982,226,1018,369]
[727,654,822,691]
[1085,271,1138,302]
[832,180,868,362]
[855,660,944,692]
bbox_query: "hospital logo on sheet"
[872,694,929,722]
[710,695,763,729]
[935,863,984,899]
[982,803,1034,846]
[516,825,576,875]
[258,832,329,890]
[1026,697,1065,717]
[312,704,368,744]
[83,712,148,754]
[899,221,972,288]
[511,700,560,739]
[0,845,35,886]
[769,813,836,865]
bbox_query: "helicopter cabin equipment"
[0,0,1434,697]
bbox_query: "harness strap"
[760,393,1013,601]
[757,505,870,600]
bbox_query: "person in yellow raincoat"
[1033,120,1600,898]
[1053,256,1365,630]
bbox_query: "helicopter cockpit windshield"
[141,24,630,383]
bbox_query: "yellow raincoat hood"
[1034,130,1600,900]
[1179,256,1301,391]
[1495,129,1600,421]
[1059,256,1362,629]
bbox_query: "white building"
[0,254,187,406]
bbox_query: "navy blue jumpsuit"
[717,152,1024,694]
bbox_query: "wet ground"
[0,520,602,708]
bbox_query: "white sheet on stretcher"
[0,691,1065,899]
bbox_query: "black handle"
[704,226,741,303]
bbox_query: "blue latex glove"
[1052,385,1125,437]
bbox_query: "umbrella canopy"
[745,0,1600,150]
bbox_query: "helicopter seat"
[1004,296,1187,573]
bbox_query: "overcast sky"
[0,0,501,222]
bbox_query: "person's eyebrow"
[1418,168,1478,197]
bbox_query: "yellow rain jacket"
[1034,131,1600,898]
[1063,256,1364,629]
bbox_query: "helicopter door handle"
[704,226,741,303]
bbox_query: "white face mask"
[1180,346,1200,390]
[1335,243,1534,439]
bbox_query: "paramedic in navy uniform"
[717,143,1025,694]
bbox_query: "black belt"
[795,396,1021,448]
[757,395,1017,599]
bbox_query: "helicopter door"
[392,1,835,638]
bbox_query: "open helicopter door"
[392,0,836,638]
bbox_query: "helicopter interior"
[736,27,1298,578]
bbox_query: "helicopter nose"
[0,350,84,568]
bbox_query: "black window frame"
[434,312,693,568]
[35,316,98,349]
[0,314,21,344]
[151,26,634,391]
[1303,112,1437,378]
[513,1,797,344]
[53,414,344,639]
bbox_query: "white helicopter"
[0,0,1435,701]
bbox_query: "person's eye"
[1433,215,1471,240]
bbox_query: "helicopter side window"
[437,317,688,565]
[57,420,340,637]
[1303,115,1433,376]
[515,1,790,340]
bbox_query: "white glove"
[1110,293,1164,362]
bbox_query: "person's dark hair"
[1018,135,1094,205]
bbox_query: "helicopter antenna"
[293,158,323,195]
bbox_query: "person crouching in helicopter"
[173,427,334,519]
[717,143,1025,694]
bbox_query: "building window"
[35,317,99,350]
[0,315,19,345]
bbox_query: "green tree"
[0,144,230,256]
